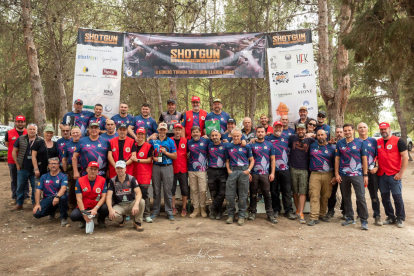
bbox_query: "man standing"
[73,123,109,179]
[5,115,29,205]
[11,124,43,211]
[205,98,230,134]
[249,126,276,223]
[357,123,382,226]
[225,128,254,226]
[259,115,273,135]
[265,121,295,220]
[241,117,256,143]
[307,130,336,226]
[288,123,315,223]
[70,161,109,229]
[222,118,240,143]
[107,161,145,231]
[62,127,82,209]
[56,124,71,164]
[335,123,370,230]
[327,126,344,218]
[182,96,207,140]
[295,106,313,131]
[61,99,94,136]
[129,103,158,141]
[88,104,108,134]
[149,122,177,221]
[107,123,136,178]
[280,115,295,138]
[187,126,209,218]
[159,100,183,138]
[100,120,119,143]
[376,122,408,228]
[33,157,69,226]
[111,103,134,128]
[316,111,331,140]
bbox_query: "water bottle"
[157,149,163,163]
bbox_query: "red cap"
[191,96,201,102]
[15,115,26,122]
[273,121,283,127]
[174,123,183,129]
[88,161,99,168]
[379,122,390,129]
[136,127,146,134]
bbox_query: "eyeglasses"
[308,123,316,126]
[62,130,70,132]
[49,163,59,166]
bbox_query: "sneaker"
[181,209,187,217]
[216,212,222,220]
[248,213,256,221]
[209,210,216,220]
[382,217,396,225]
[374,216,383,226]
[118,216,126,228]
[133,221,144,232]
[341,214,347,220]
[145,217,153,223]
[223,210,228,216]
[273,211,279,218]
[295,210,300,219]
[48,214,56,221]
[267,215,277,224]
[326,210,335,218]
[285,212,296,220]
[342,218,356,226]
[78,221,86,229]
[172,208,178,216]
[150,214,157,220]
[237,218,245,226]
[98,219,106,229]
[319,216,330,222]
[299,214,306,224]
[61,218,68,226]
[226,217,234,224]
[168,215,175,221]
[307,220,319,226]
[361,220,369,230]
[396,219,404,228]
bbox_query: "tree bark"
[21,0,47,134]
[166,0,177,101]
[249,78,257,123]
[155,78,163,119]
[208,79,213,112]
[390,80,408,143]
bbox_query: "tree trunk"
[21,0,47,134]
[155,78,163,119]
[249,79,257,123]
[208,79,213,112]
[184,79,189,111]
[166,0,177,102]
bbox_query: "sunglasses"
[308,123,316,126]
[318,115,326,118]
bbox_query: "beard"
[318,138,325,144]
[381,132,389,138]
[298,133,305,138]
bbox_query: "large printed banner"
[123,33,266,78]
[267,29,318,128]
[72,28,124,117]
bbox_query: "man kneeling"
[33,157,69,226]
[107,161,145,231]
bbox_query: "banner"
[267,29,318,128]
[123,33,266,78]
[72,28,124,117]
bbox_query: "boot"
[189,208,200,218]
[200,207,208,218]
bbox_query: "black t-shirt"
[5,129,24,142]
[32,140,58,176]
[108,175,139,205]
[288,135,315,170]
[136,144,153,157]
[118,139,137,160]
[384,138,407,152]
[174,138,180,149]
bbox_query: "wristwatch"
[247,169,251,172]
[54,195,60,199]
[363,174,368,177]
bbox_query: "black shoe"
[341,214,347,220]
[267,215,277,224]
[285,212,296,220]
[216,212,222,220]
[319,216,330,222]
[98,219,106,229]
[307,220,319,226]
[273,211,279,218]
[248,213,256,220]
[326,210,335,218]
[209,210,216,220]
[78,221,86,229]
[383,217,396,225]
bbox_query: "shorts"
[290,167,309,195]
[172,172,189,197]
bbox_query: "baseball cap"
[167,99,176,104]
[74,99,83,104]
[158,122,168,130]
[318,111,327,117]
[88,161,99,168]
[115,160,126,168]
[227,118,236,124]
[273,121,283,127]
[297,123,306,129]
[136,127,146,134]
[174,123,183,129]
[379,122,390,129]
[213,98,222,103]
[15,115,26,122]
[89,122,100,128]
[44,125,55,132]
[299,106,307,111]
[118,123,128,129]
[191,96,201,102]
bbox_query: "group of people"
[6,96,408,231]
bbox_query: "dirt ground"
[0,161,413,276]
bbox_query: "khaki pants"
[188,171,207,209]
[112,199,145,223]
[309,171,333,220]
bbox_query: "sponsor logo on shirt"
[112,148,116,152]
[125,147,131,153]
[139,152,144,157]
[352,146,356,149]
[201,116,205,120]
[96,188,101,193]
[387,144,392,149]
[98,144,101,147]
[82,187,88,192]
[181,144,186,149]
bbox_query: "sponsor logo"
[135,70,143,76]
[352,146,356,149]
[201,116,205,120]
[103,85,113,96]
[56,180,59,183]
[272,71,289,85]
[294,69,313,78]
[296,54,309,64]
[200,143,204,146]
[368,143,371,146]
[302,101,313,111]
[82,187,88,192]
[12,136,16,140]
[272,33,307,45]
[219,146,223,150]
[96,188,101,193]
[125,147,131,153]
[102,68,117,76]
[83,67,89,73]
[112,148,116,152]
[126,70,133,76]
[139,152,144,157]
[264,146,268,149]
[98,144,101,147]
[298,86,313,94]
[387,144,392,149]
[285,54,291,60]
[325,150,328,153]
[239,148,242,151]
[77,55,98,61]
[86,144,91,147]
[277,92,292,98]
[377,145,381,148]
[84,33,119,45]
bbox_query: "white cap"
[115,160,126,168]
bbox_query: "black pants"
[139,185,151,218]
[358,172,381,218]
[340,175,368,221]
[172,172,189,197]
[207,168,227,213]
[70,203,109,222]
[270,170,293,214]
[250,174,272,216]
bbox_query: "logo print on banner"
[272,71,289,85]
[102,68,117,77]
[294,69,313,78]
[83,67,89,73]
[296,54,308,64]
[103,85,113,96]
[285,54,291,60]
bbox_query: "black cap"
[74,99,83,104]
[167,99,176,104]
[227,118,236,124]
[118,123,128,129]
[318,110,327,117]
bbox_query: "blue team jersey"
[88,116,106,131]
[251,141,275,175]
[100,132,119,145]
[335,138,367,176]
[131,115,158,137]
[226,143,253,167]
[316,124,331,140]
[208,142,229,168]
[149,137,177,165]
[56,137,71,162]
[309,142,335,172]
[74,136,109,176]
[361,137,377,167]
[205,111,230,134]
[265,134,289,171]
[282,127,295,138]
[221,133,246,143]
[62,139,80,166]
[75,179,107,194]
[36,172,68,198]
[187,137,209,172]
[110,114,134,127]
[61,110,94,136]
[182,111,202,128]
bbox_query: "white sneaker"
[145,217,153,223]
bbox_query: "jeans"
[70,204,109,222]
[207,169,228,213]
[33,194,68,219]
[9,164,29,200]
[16,169,36,206]
[271,170,293,214]
[225,166,249,219]
[152,164,174,216]
[340,175,369,221]
[378,174,405,220]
